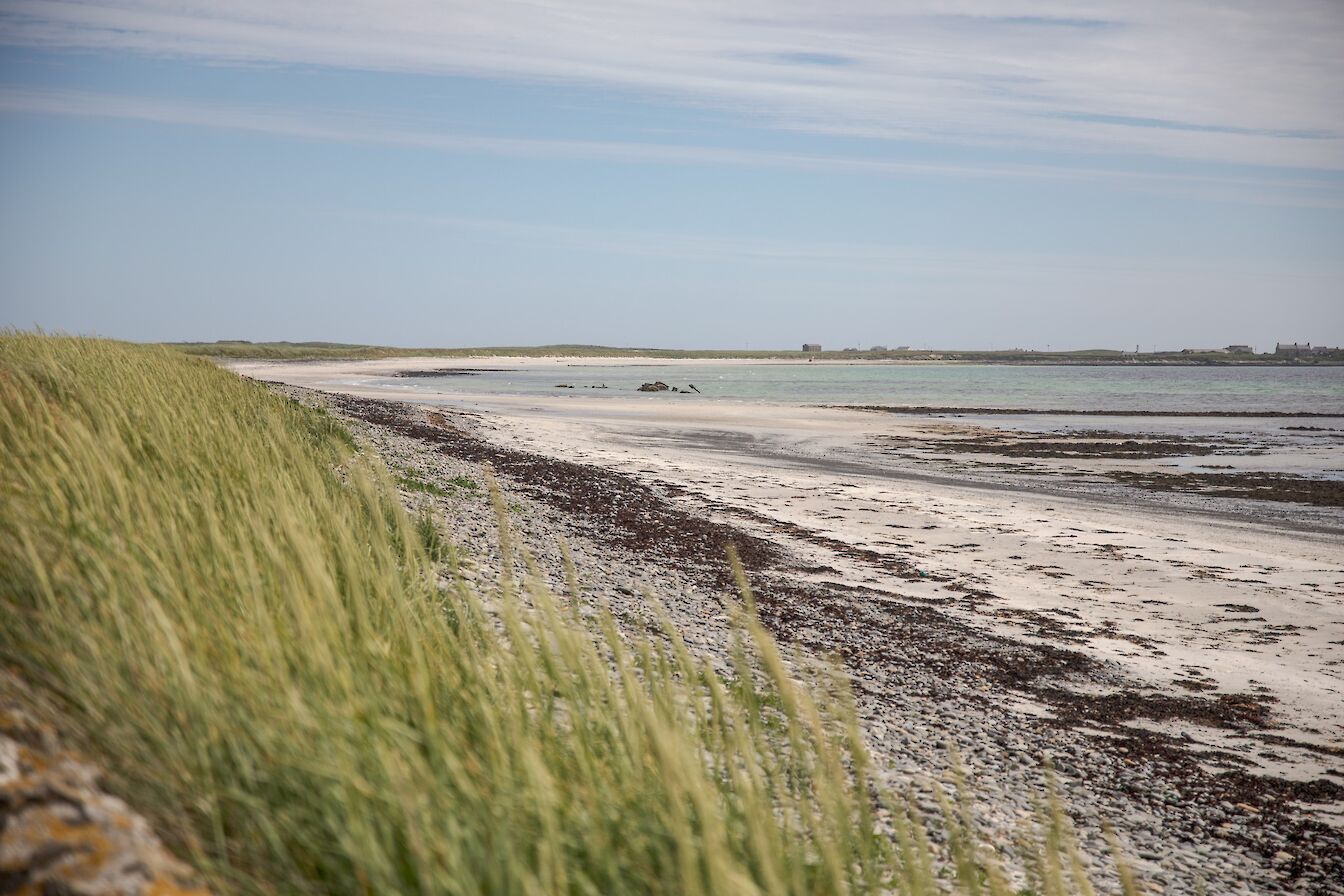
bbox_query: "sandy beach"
[238,356,1344,894]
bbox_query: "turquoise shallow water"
[383,363,1344,415]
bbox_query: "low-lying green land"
[169,339,1343,364]
[1,333,1132,894]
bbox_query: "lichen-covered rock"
[0,704,210,896]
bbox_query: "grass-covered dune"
[1,333,1127,894]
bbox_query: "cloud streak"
[3,86,1340,209]
[1,1,1342,170]
[363,207,1344,285]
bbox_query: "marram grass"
[0,333,1134,894]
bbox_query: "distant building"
[895,345,911,351]
[802,343,821,352]
[1225,344,1254,354]
[842,347,859,352]
[1279,343,1344,356]
[869,345,888,352]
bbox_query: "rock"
[0,704,211,896]
[637,381,670,392]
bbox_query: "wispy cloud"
[342,207,1344,287]
[3,86,1340,209]
[1,1,1341,170]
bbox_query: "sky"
[1,1,1342,351]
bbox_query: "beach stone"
[0,703,210,896]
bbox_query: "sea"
[371,363,1344,416]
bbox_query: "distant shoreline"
[171,340,1344,366]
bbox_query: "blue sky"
[1,1,1342,350]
